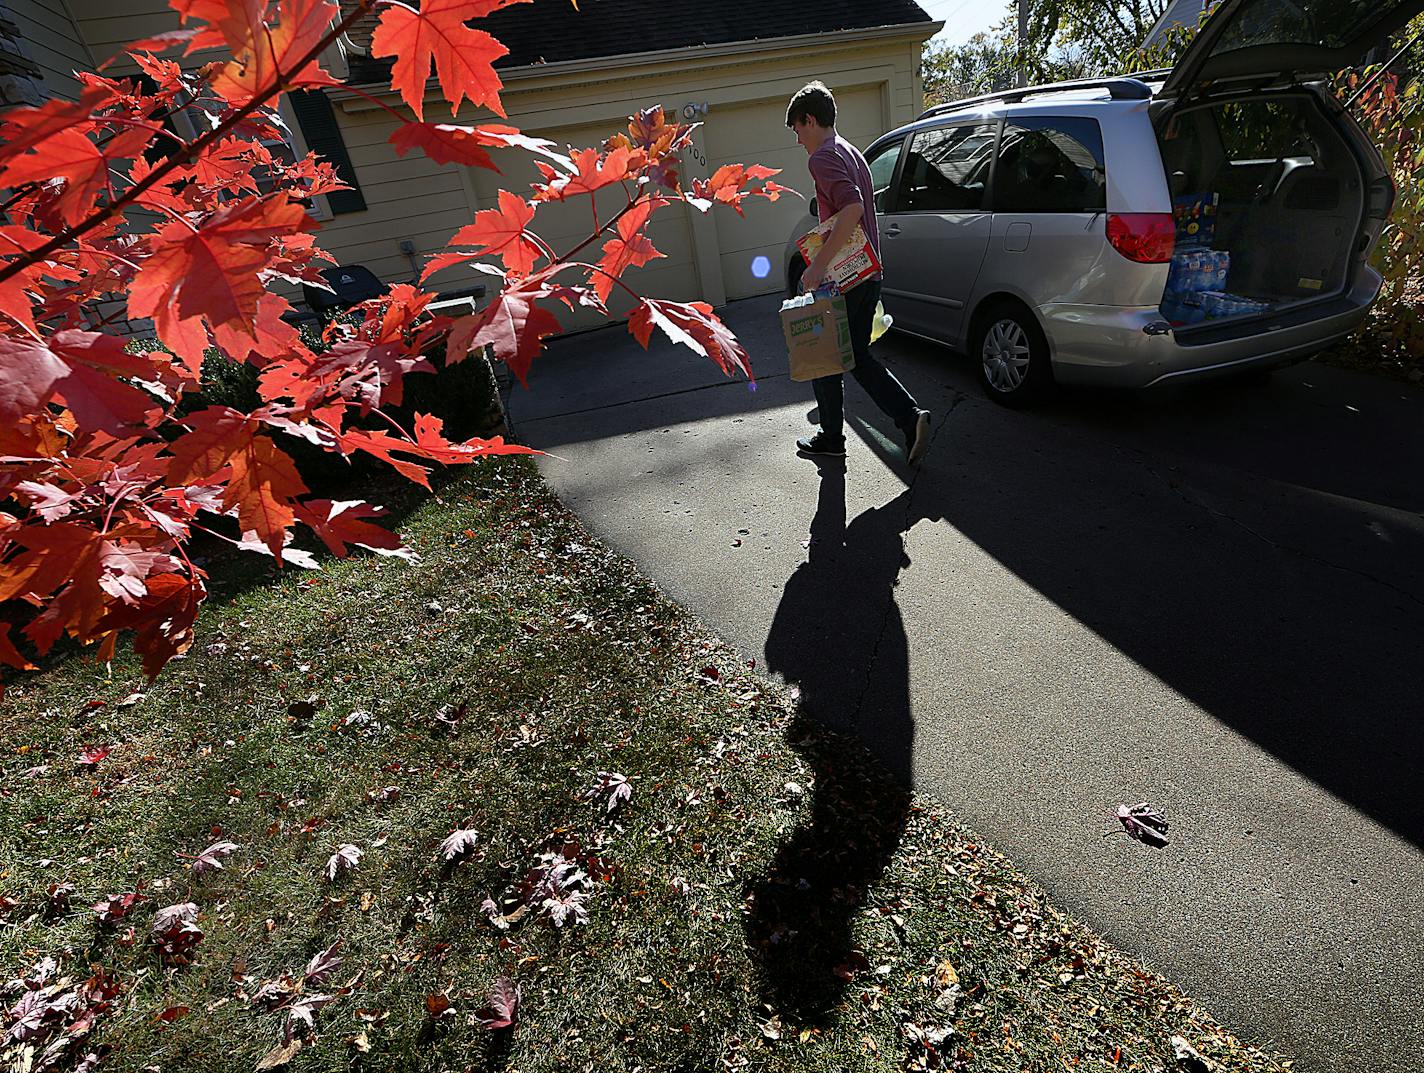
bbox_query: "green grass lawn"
[1,458,1292,1072]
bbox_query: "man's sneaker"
[905,408,932,464]
[796,430,846,457]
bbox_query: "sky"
[918,0,1015,47]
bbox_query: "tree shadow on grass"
[746,458,926,1023]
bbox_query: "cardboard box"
[796,219,880,292]
[780,293,855,382]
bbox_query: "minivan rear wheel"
[973,302,1052,406]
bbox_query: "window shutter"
[289,88,366,214]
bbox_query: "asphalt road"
[513,294,1424,1072]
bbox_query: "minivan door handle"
[885,224,902,236]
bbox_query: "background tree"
[1026,0,1171,74]
[921,31,1021,106]
[0,0,787,689]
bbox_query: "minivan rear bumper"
[1040,267,1382,389]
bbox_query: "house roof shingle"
[346,0,936,85]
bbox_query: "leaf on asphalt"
[326,844,362,882]
[1116,802,1170,848]
[188,839,240,876]
[439,827,479,861]
[303,941,343,984]
[474,976,520,1031]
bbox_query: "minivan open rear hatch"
[1158,0,1424,103]
[1149,0,1422,330]
[1155,94,1366,328]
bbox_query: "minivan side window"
[895,123,998,213]
[867,140,903,213]
[994,117,1106,214]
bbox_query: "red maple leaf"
[294,499,411,559]
[337,428,434,487]
[0,625,36,673]
[446,190,542,278]
[0,330,162,435]
[390,123,497,169]
[533,146,633,202]
[222,434,309,557]
[0,85,113,162]
[307,337,435,412]
[388,122,571,172]
[207,0,343,105]
[0,124,155,227]
[449,283,560,386]
[0,521,105,608]
[592,196,665,302]
[170,0,266,56]
[370,0,529,121]
[410,412,537,463]
[166,406,257,486]
[475,977,520,1031]
[130,195,315,332]
[118,28,201,56]
[91,572,207,678]
[628,298,753,381]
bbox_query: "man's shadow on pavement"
[745,455,934,1022]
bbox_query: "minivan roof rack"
[916,76,1154,121]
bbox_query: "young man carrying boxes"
[787,81,931,464]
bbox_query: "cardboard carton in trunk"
[780,293,855,382]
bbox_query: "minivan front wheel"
[973,303,1052,406]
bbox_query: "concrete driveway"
[512,293,1424,1072]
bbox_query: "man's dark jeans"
[810,279,918,442]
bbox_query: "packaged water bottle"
[1166,254,1185,293]
[1212,251,1230,290]
[1189,253,1207,292]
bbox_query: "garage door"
[467,117,701,332]
[700,87,883,301]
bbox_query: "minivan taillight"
[1106,213,1175,263]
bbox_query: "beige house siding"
[4,0,90,101]
[65,0,180,67]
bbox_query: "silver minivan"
[783,0,1418,404]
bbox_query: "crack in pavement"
[850,392,969,730]
[1133,454,1424,611]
